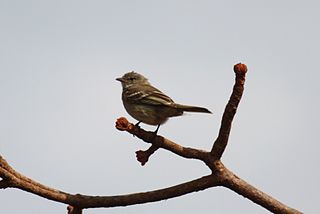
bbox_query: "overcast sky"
[0,1,319,213]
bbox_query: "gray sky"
[0,1,319,213]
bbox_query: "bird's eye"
[129,77,135,81]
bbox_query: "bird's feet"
[135,121,141,128]
[153,124,160,136]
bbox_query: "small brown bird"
[116,71,212,133]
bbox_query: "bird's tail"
[173,104,212,114]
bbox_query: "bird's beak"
[116,77,124,82]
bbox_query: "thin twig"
[210,63,247,159]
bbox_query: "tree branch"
[210,63,247,159]
[116,117,210,165]
[0,63,303,213]
[1,154,220,208]
[220,164,301,214]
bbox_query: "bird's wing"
[128,84,174,106]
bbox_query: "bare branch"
[135,144,159,166]
[0,155,71,201]
[0,63,303,214]
[210,63,248,159]
[219,164,302,214]
[69,175,219,208]
[1,155,220,208]
[116,117,210,165]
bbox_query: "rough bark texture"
[0,63,302,213]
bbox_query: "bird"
[116,71,212,134]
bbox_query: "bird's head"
[116,71,149,88]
